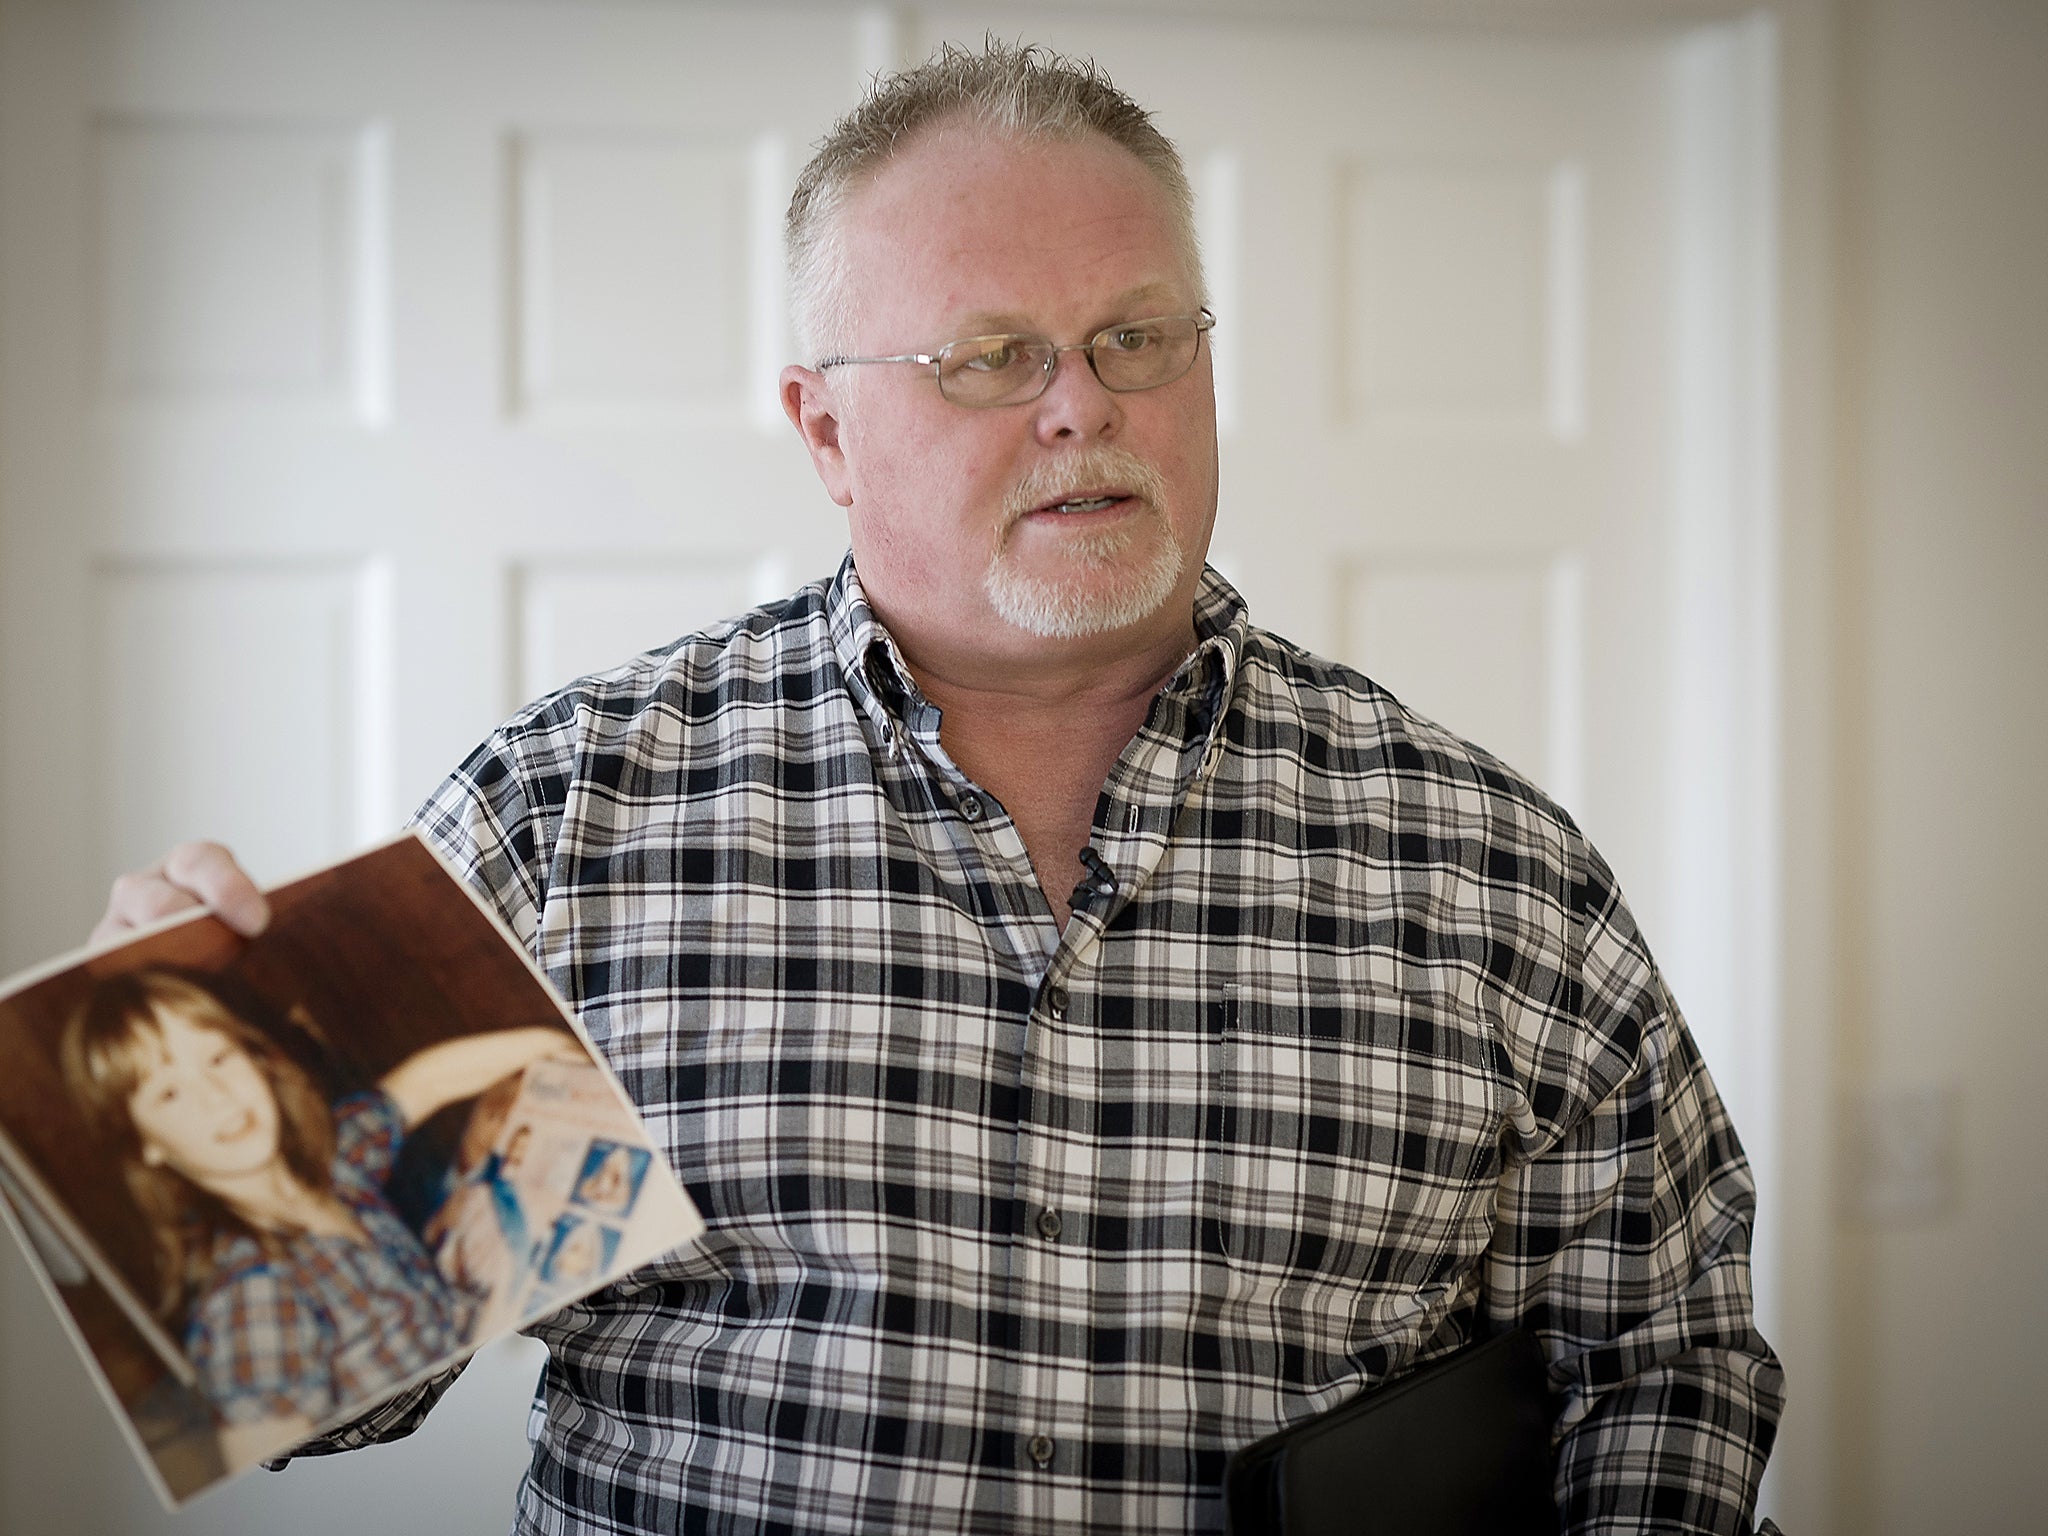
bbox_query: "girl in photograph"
[60,966,573,1471]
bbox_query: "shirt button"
[959,793,984,822]
[1036,1206,1063,1240]
[1044,984,1069,1021]
[1027,1433,1055,1468]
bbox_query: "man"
[98,42,1783,1536]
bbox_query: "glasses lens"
[1091,316,1201,392]
[936,334,1054,406]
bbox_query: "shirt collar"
[826,551,1250,745]
[825,554,924,744]
[1177,560,1247,704]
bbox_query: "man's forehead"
[836,129,1198,337]
[948,279,1190,338]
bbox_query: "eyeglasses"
[817,309,1215,408]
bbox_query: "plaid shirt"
[314,557,1781,1534]
[188,1092,461,1425]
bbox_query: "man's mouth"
[1001,445,1168,532]
[1036,493,1127,515]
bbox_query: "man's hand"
[91,840,270,945]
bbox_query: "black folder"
[1223,1329,1559,1536]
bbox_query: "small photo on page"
[569,1140,653,1219]
[0,832,703,1510]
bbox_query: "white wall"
[1831,0,2048,1528]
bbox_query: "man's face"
[786,127,1219,674]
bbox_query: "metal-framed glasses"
[817,309,1215,408]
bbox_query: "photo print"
[0,832,702,1508]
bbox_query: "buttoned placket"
[854,638,1097,1529]
[1004,652,1235,1530]
[845,602,1241,1527]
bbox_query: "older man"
[100,43,1782,1536]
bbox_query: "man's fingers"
[161,841,270,936]
[90,869,202,944]
[90,841,271,945]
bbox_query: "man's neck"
[886,612,1198,935]
[884,597,1198,718]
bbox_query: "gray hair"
[785,40,1205,363]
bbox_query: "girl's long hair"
[61,967,337,1322]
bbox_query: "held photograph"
[0,833,703,1509]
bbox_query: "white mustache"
[1001,447,1169,524]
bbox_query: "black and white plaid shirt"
[320,556,1782,1535]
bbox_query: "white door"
[0,3,1776,1532]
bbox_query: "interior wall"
[1833,0,2048,1529]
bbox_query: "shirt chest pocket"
[1210,988,1505,1291]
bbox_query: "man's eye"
[1107,326,1156,353]
[962,342,1020,372]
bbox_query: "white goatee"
[984,446,1184,639]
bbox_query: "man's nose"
[1032,345,1123,442]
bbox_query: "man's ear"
[780,365,854,508]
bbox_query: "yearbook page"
[0,831,703,1508]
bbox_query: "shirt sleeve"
[329,1089,405,1192]
[188,1261,336,1426]
[266,1365,468,1461]
[409,701,579,950]
[1482,838,1785,1535]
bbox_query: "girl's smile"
[126,1010,284,1186]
